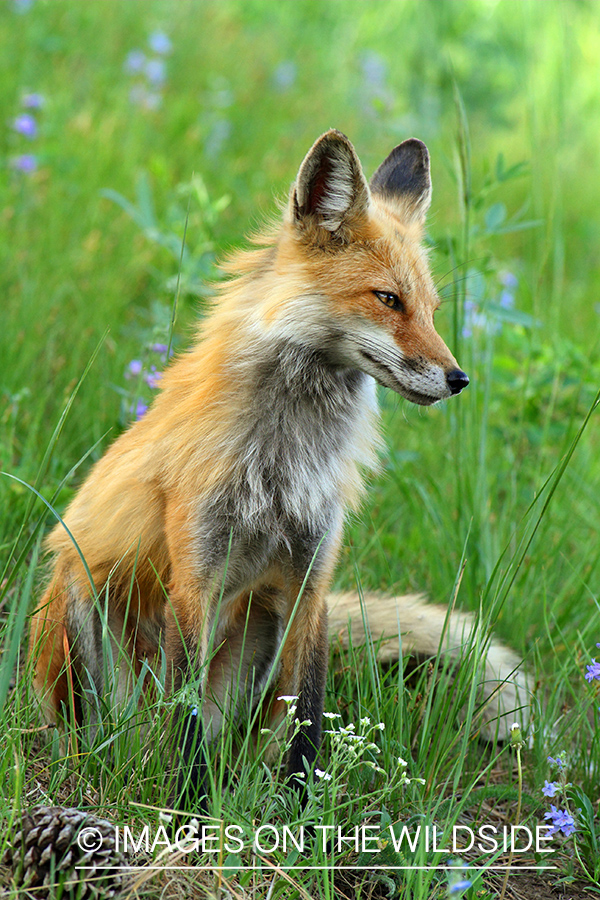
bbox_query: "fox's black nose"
[446,369,469,395]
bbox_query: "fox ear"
[370,138,432,225]
[291,130,370,234]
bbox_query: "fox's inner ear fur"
[291,129,370,236]
[370,138,432,226]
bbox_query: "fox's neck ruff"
[191,302,381,532]
[239,335,380,522]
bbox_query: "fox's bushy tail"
[327,592,529,741]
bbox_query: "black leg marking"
[171,703,209,815]
[285,609,328,804]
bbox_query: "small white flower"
[376,722,385,731]
[159,811,173,823]
[397,757,408,767]
[323,711,342,719]
[315,768,333,781]
[360,716,371,726]
[278,695,299,703]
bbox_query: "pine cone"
[4,806,127,898]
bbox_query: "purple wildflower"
[148,31,172,55]
[10,154,37,173]
[544,805,576,837]
[449,881,472,895]
[144,367,162,389]
[547,756,564,770]
[500,271,518,289]
[131,399,148,419]
[12,113,37,139]
[542,780,559,798]
[272,60,297,92]
[585,658,600,683]
[126,359,143,378]
[361,50,388,89]
[145,58,166,87]
[447,859,472,895]
[22,92,44,109]
[150,342,168,354]
[499,290,515,309]
[125,50,146,74]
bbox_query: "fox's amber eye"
[373,290,404,312]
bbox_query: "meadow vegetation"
[1,1,600,897]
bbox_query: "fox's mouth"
[359,350,441,406]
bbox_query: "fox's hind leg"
[30,597,72,725]
[30,563,157,732]
[29,564,100,726]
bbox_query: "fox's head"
[275,129,468,406]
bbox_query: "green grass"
[2,1,600,897]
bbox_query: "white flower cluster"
[321,714,387,779]
[318,711,424,788]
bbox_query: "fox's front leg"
[163,597,210,813]
[281,594,329,792]
[275,527,343,797]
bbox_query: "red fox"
[29,131,526,810]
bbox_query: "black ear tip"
[401,137,429,153]
[369,137,432,219]
[395,138,430,169]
